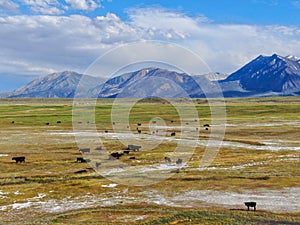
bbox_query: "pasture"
[0,97,299,224]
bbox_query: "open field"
[0,97,299,224]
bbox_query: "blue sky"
[1,0,300,91]
[7,0,300,25]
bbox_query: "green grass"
[16,204,300,225]
[0,97,299,224]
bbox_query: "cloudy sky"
[1,0,300,91]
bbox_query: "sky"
[1,0,300,91]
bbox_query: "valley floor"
[0,97,299,224]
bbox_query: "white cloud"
[126,8,300,72]
[64,0,101,11]
[21,0,64,15]
[0,13,142,76]
[127,7,210,40]
[0,0,19,13]
[0,7,300,78]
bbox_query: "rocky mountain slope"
[1,54,300,98]
[222,54,300,96]
[2,71,104,98]
[91,67,209,98]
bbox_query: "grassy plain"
[0,97,299,224]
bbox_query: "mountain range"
[1,54,300,98]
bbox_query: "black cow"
[203,124,210,127]
[176,158,182,165]
[12,156,25,163]
[165,157,171,163]
[137,123,142,126]
[129,156,136,160]
[123,150,130,155]
[244,202,256,211]
[171,169,180,173]
[79,148,90,154]
[109,152,123,160]
[95,146,103,150]
[127,145,141,151]
[137,130,141,134]
[171,132,176,136]
[75,169,87,174]
[77,157,90,163]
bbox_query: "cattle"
[171,132,176,136]
[45,122,50,125]
[137,130,141,134]
[129,156,136,160]
[164,157,171,163]
[104,130,108,133]
[205,127,209,131]
[109,152,123,160]
[56,121,61,124]
[76,157,90,163]
[137,123,142,126]
[203,124,210,127]
[11,121,15,124]
[79,148,90,154]
[127,145,141,151]
[176,158,182,165]
[171,169,180,173]
[95,146,103,150]
[12,156,25,163]
[75,169,87,174]
[123,150,130,155]
[244,202,256,211]
[95,162,101,168]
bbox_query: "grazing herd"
[10,121,210,168]
[7,119,261,211]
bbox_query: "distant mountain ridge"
[224,54,300,94]
[92,67,205,98]
[1,71,104,98]
[1,54,300,98]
